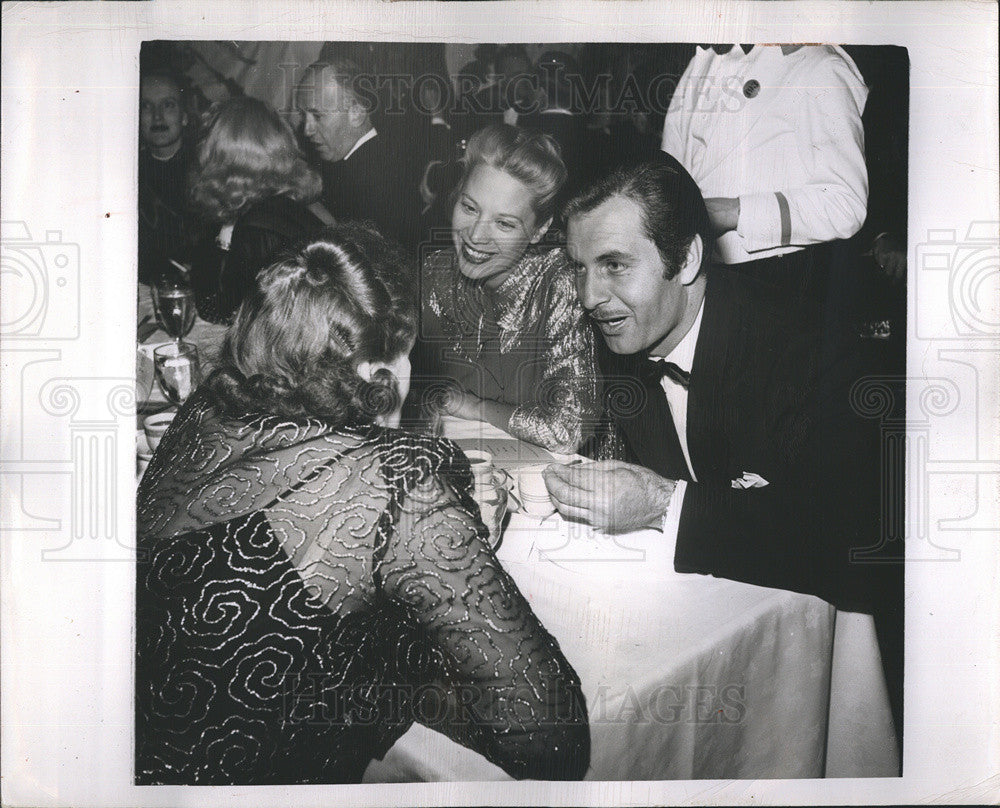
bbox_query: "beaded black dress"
[135,390,589,784]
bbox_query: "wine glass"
[153,343,201,406]
[151,278,196,345]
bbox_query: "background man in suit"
[294,58,421,253]
[545,155,887,616]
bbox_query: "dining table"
[362,417,901,782]
[135,289,900,780]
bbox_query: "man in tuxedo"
[545,155,887,614]
[294,58,421,252]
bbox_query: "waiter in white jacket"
[662,44,869,312]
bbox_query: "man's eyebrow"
[596,249,631,263]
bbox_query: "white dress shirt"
[343,127,377,162]
[656,301,704,535]
[662,45,868,264]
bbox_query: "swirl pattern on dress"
[136,391,589,784]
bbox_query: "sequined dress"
[418,247,598,453]
[135,390,590,784]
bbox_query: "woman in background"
[136,223,589,784]
[414,124,597,454]
[188,95,332,322]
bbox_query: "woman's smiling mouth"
[460,241,497,265]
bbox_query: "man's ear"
[677,234,703,285]
[529,217,553,245]
[347,99,367,129]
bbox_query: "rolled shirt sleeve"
[736,54,869,254]
[664,45,870,262]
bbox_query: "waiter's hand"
[704,197,740,234]
[543,460,676,534]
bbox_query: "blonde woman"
[189,95,333,321]
[416,124,598,453]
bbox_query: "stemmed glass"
[151,277,196,345]
[153,342,202,406]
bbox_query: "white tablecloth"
[363,419,899,781]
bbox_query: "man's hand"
[704,197,740,235]
[542,460,676,534]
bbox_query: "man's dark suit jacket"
[320,131,421,254]
[599,267,886,612]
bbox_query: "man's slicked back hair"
[564,152,714,279]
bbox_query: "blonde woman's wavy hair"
[459,124,567,224]
[189,96,322,223]
[207,222,417,425]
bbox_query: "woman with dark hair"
[415,124,598,453]
[135,223,589,785]
[188,95,332,322]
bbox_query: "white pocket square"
[731,471,769,489]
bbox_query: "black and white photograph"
[2,2,998,806]
[133,38,907,784]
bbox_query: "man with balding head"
[294,58,420,252]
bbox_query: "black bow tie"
[644,358,691,389]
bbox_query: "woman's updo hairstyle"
[459,124,568,225]
[207,222,417,426]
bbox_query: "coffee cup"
[465,450,494,487]
[517,463,556,518]
[143,411,176,452]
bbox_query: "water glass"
[154,342,201,406]
[152,279,196,343]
